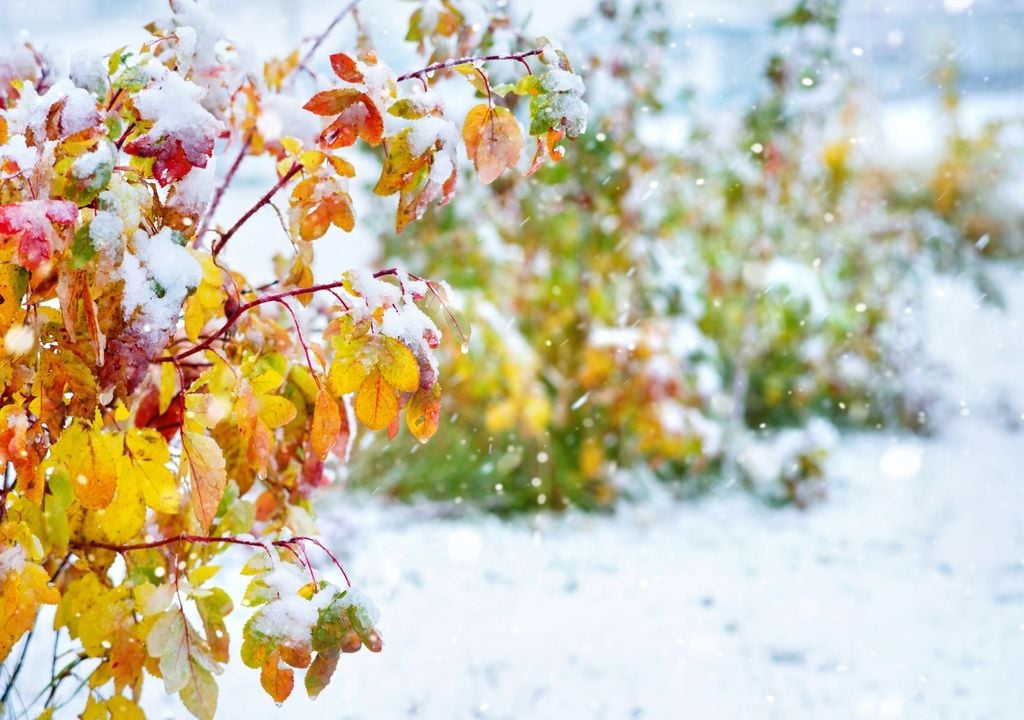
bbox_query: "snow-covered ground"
[126,266,1024,719]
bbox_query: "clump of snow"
[71,141,113,179]
[541,68,585,96]
[2,78,99,139]
[131,67,224,166]
[89,210,125,255]
[69,50,109,97]
[0,134,38,174]
[119,228,201,349]
[59,85,102,137]
[349,269,402,310]
[168,161,217,216]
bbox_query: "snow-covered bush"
[351,0,1018,511]
[0,1,586,717]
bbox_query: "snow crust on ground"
[133,266,1024,719]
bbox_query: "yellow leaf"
[94,469,145,544]
[354,370,399,431]
[159,361,179,415]
[311,388,341,460]
[182,431,227,532]
[257,395,297,429]
[48,419,119,510]
[379,336,420,393]
[184,251,224,342]
[327,355,369,396]
[0,561,59,661]
[123,429,180,515]
[107,696,146,720]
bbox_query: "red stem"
[211,161,302,258]
[396,49,542,82]
[297,0,361,74]
[72,533,351,586]
[199,129,253,242]
[158,268,399,363]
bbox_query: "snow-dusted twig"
[396,48,541,82]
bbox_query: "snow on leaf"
[124,69,224,185]
[0,199,78,271]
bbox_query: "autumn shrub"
[350,0,1013,510]
[0,0,586,717]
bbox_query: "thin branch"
[211,161,302,258]
[396,48,543,83]
[157,268,399,364]
[296,0,362,74]
[71,533,351,586]
[198,128,253,242]
[273,298,319,381]
[0,619,35,707]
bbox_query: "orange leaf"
[182,431,227,532]
[329,53,363,83]
[305,90,383,148]
[405,383,441,443]
[303,88,364,116]
[311,388,342,461]
[261,650,295,703]
[462,104,524,184]
[354,370,399,431]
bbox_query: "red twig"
[199,128,253,242]
[211,161,302,258]
[274,297,319,381]
[396,48,543,83]
[72,533,351,586]
[296,0,361,75]
[158,268,399,364]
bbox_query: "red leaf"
[0,200,78,270]
[124,135,209,186]
[303,89,383,148]
[329,53,363,83]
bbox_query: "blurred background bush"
[346,0,1024,512]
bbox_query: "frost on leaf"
[124,69,224,185]
[0,199,78,270]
